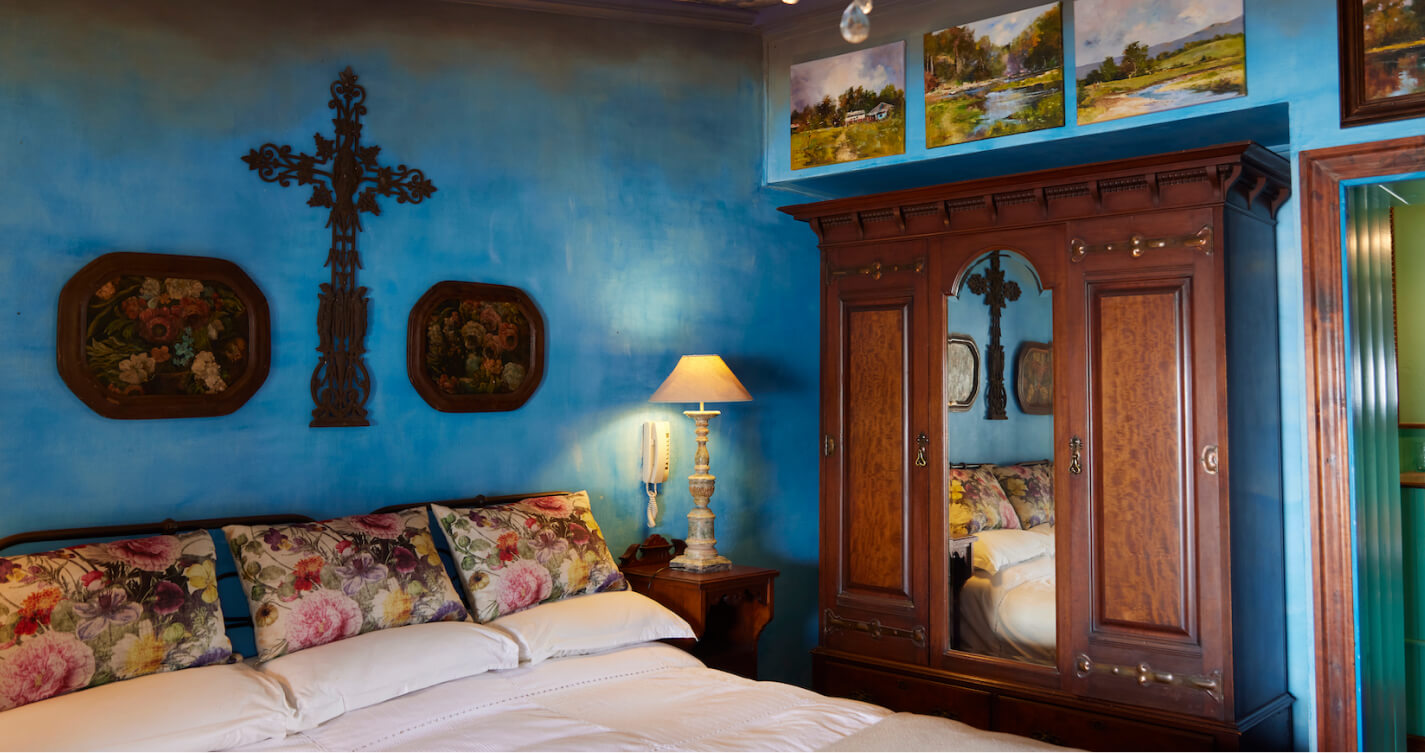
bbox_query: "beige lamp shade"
[649,355,752,404]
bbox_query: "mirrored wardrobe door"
[941,248,1057,668]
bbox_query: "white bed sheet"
[960,554,1056,664]
[235,642,1029,752]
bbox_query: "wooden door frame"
[1301,135,1425,752]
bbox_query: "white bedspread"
[961,555,1056,664]
[236,643,1037,752]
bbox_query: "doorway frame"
[1302,134,1425,751]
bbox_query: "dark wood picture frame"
[57,252,271,420]
[1339,0,1425,126]
[407,280,546,413]
[1015,340,1053,415]
[945,333,980,412]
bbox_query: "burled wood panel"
[845,307,907,592]
[1094,288,1189,631]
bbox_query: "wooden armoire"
[781,143,1292,750]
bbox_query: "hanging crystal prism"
[840,1,869,43]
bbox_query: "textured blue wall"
[945,252,1053,466]
[0,1,821,686]
[764,0,1425,747]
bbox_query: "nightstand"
[948,534,976,651]
[620,535,778,679]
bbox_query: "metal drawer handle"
[915,433,928,467]
[1069,436,1083,475]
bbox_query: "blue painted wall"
[945,252,1053,465]
[0,0,821,686]
[762,0,1425,747]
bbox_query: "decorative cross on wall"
[965,252,1020,421]
[242,67,436,427]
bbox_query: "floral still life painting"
[1074,0,1245,124]
[223,509,470,663]
[433,492,628,623]
[57,253,270,420]
[0,531,234,711]
[924,3,1065,148]
[790,41,906,170]
[408,281,546,412]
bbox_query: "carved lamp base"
[670,410,732,573]
[671,552,732,572]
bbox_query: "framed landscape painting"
[1074,0,1245,125]
[1340,0,1425,125]
[790,41,906,170]
[56,252,271,419]
[407,281,545,413]
[924,3,1064,148]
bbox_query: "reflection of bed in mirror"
[947,460,1055,665]
[958,524,1055,665]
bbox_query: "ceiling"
[441,0,843,31]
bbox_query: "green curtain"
[1348,184,1406,752]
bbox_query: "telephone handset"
[641,421,671,526]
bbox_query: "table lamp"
[649,354,752,572]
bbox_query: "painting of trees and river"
[1363,0,1425,99]
[1074,0,1245,124]
[924,3,1064,148]
[790,42,906,170]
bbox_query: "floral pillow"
[990,462,1055,528]
[0,531,233,711]
[947,466,1021,538]
[224,509,469,662]
[433,491,627,623]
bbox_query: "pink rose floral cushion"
[989,462,1055,528]
[0,531,233,711]
[947,466,1021,537]
[224,509,468,662]
[433,491,627,622]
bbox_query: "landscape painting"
[790,42,906,170]
[1074,0,1245,125]
[1361,0,1425,100]
[924,3,1064,148]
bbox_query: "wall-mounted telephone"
[641,421,671,526]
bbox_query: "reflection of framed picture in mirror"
[946,334,980,412]
[1016,341,1052,415]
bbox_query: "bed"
[948,461,1057,665]
[958,524,1056,664]
[0,493,1069,751]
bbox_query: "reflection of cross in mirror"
[242,67,436,427]
[965,252,1020,421]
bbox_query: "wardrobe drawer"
[819,662,992,729]
[995,697,1216,751]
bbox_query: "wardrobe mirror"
[945,250,1055,666]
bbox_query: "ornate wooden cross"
[242,67,435,427]
[965,252,1020,421]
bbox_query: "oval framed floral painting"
[407,281,546,412]
[57,252,271,419]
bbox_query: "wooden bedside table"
[620,535,778,680]
[948,534,976,651]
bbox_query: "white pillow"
[490,589,695,663]
[971,527,1054,575]
[0,661,292,751]
[258,620,519,731]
